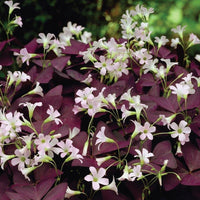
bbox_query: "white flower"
[4,0,20,14]
[65,186,82,199]
[171,38,180,48]
[69,127,80,139]
[154,35,169,48]
[96,155,112,166]
[189,33,200,45]
[0,147,15,170]
[44,105,63,125]
[95,126,115,150]
[20,102,42,120]
[139,122,156,140]
[13,16,23,27]
[14,48,37,66]
[24,82,44,97]
[160,58,178,73]
[169,82,191,101]
[170,120,191,145]
[171,25,186,39]
[135,148,154,164]
[101,177,118,195]
[36,33,55,50]
[84,167,109,190]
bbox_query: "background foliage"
[0,0,200,42]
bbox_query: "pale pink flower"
[13,16,23,27]
[171,38,180,48]
[49,38,65,56]
[120,10,137,39]
[64,146,83,163]
[34,133,58,158]
[14,48,37,65]
[11,148,31,170]
[66,21,84,36]
[96,155,112,166]
[171,25,186,39]
[20,166,38,181]
[120,88,133,102]
[25,82,44,97]
[75,87,96,106]
[84,167,109,190]
[59,28,73,46]
[53,139,73,158]
[20,102,42,120]
[120,89,148,120]
[189,33,200,45]
[169,82,192,100]
[79,47,97,63]
[20,132,35,150]
[0,147,15,170]
[0,111,23,140]
[94,56,113,76]
[84,98,103,117]
[129,165,142,181]
[135,148,154,164]
[7,71,30,86]
[159,114,177,128]
[36,33,55,50]
[45,105,63,125]
[142,58,158,74]
[154,35,169,48]
[69,127,80,139]
[72,105,84,115]
[109,61,129,81]
[4,0,20,14]
[118,164,133,181]
[134,48,152,65]
[156,65,167,79]
[139,122,156,140]
[170,120,191,145]
[121,104,135,121]
[65,186,82,199]
[80,31,92,44]
[160,58,178,73]
[101,177,118,195]
[81,74,93,85]
[95,126,115,150]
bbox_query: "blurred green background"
[0,0,200,42]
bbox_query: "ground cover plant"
[1,1,200,200]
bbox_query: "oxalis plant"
[0,1,200,200]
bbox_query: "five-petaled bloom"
[84,166,109,190]
[170,120,191,145]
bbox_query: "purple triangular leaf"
[25,38,38,53]
[6,192,29,200]
[0,48,13,66]
[43,183,67,200]
[181,171,200,186]
[62,39,89,55]
[35,66,54,83]
[186,87,200,110]
[51,56,70,71]
[182,143,200,172]
[152,141,177,169]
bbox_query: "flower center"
[41,139,46,143]
[177,128,182,134]
[21,156,25,162]
[93,177,98,182]
[144,129,148,134]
